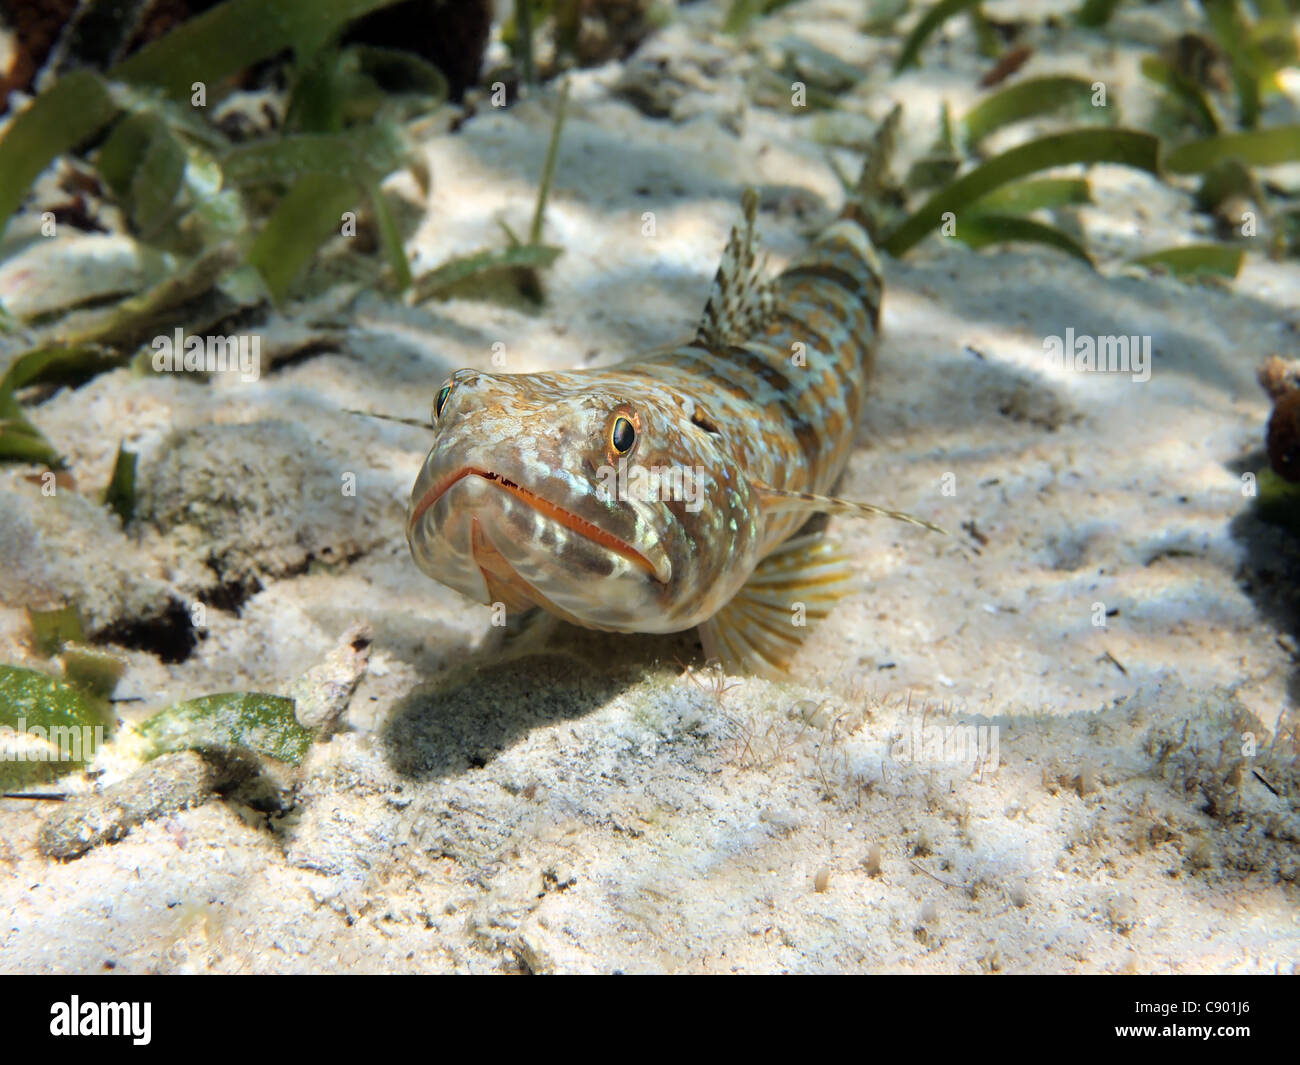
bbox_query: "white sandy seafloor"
[1,0,1299,972]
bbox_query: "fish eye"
[434,383,453,420]
[609,414,636,456]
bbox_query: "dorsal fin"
[696,188,776,347]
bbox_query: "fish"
[406,107,943,676]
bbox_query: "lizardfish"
[407,109,941,675]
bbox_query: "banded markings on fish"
[405,106,943,675]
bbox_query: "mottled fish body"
[407,109,940,674]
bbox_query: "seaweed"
[882,129,1160,257]
[723,0,803,35]
[0,665,114,791]
[0,0,435,342]
[25,605,87,658]
[1165,124,1300,173]
[1075,0,1125,27]
[411,79,569,304]
[953,214,1094,266]
[411,243,564,302]
[137,692,314,765]
[961,77,1107,148]
[858,0,1300,273]
[894,0,983,73]
[102,442,138,525]
[1140,55,1222,135]
[110,0,403,98]
[1127,243,1245,279]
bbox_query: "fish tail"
[778,104,902,336]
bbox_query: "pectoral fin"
[699,532,854,678]
[752,481,946,534]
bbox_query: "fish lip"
[408,466,669,583]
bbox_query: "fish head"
[406,368,763,632]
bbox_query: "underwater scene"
[0,0,1298,981]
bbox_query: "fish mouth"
[408,466,665,582]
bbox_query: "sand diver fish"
[406,108,943,676]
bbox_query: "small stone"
[38,751,219,860]
[288,620,373,734]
